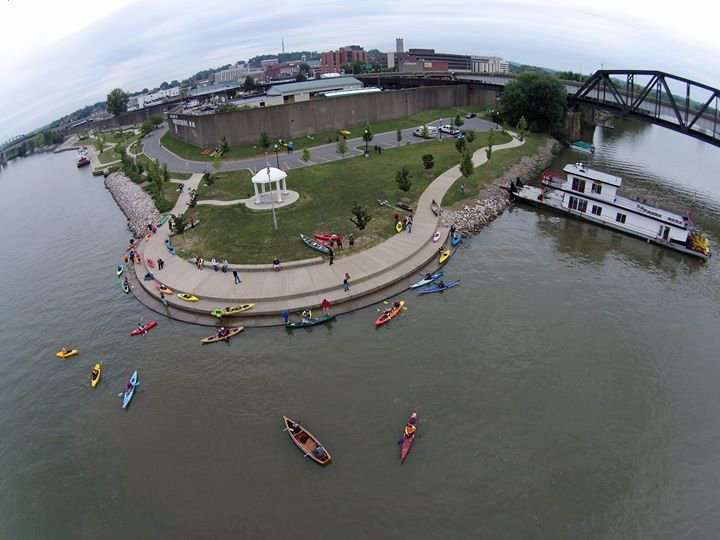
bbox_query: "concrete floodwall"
[168,84,498,148]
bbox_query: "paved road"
[143,116,499,174]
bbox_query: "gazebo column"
[282,178,288,194]
[275,180,282,202]
[254,182,260,204]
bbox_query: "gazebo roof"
[252,166,287,185]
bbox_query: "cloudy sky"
[1,0,718,142]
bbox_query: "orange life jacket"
[404,424,416,437]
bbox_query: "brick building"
[320,45,368,73]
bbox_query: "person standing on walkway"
[160,291,168,307]
[211,258,218,271]
[321,298,331,315]
[222,259,228,273]
[343,273,351,292]
[281,310,289,324]
[348,233,355,248]
[273,257,281,271]
[328,247,334,265]
[406,215,413,233]
[232,270,241,284]
[157,258,164,270]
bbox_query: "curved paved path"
[144,116,499,174]
[132,134,524,324]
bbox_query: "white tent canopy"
[251,166,288,204]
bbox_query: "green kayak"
[286,314,336,328]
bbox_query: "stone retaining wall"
[104,172,159,238]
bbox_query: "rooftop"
[564,163,622,187]
[266,77,362,96]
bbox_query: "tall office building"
[396,38,404,53]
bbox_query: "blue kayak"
[409,270,444,289]
[122,370,139,409]
[451,232,462,246]
[419,280,460,295]
[164,238,176,255]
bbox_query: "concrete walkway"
[132,135,524,324]
[144,117,500,174]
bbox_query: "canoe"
[395,221,403,233]
[299,233,331,255]
[451,232,462,246]
[286,314,336,328]
[375,300,405,327]
[164,241,176,256]
[91,363,102,388]
[158,214,170,226]
[409,271,443,289]
[178,293,199,302]
[122,281,130,294]
[211,304,255,318]
[400,410,418,463]
[116,265,124,277]
[396,202,413,212]
[157,284,173,294]
[282,416,332,465]
[122,370,138,409]
[130,320,158,336]
[432,232,441,243]
[439,248,451,264]
[56,349,79,359]
[419,280,460,295]
[201,327,244,344]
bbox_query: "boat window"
[616,213,627,224]
[568,196,578,210]
[572,178,586,193]
[577,200,588,213]
[591,183,602,194]
[591,205,602,216]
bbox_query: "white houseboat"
[509,163,711,260]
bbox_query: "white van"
[412,125,439,139]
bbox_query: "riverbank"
[442,136,560,234]
[104,171,159,238]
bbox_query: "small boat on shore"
[121,281,130,294]
[419,280,460,295]
[375,300,405,327]
[451,232,462,246]
[116,265,124,276]
[439,248,451,264]
[299,233,331,255]
[432,231,441,243]
[409,271,443,289]
[122,370,138,409]
[283,416,332,465]
[201,327,244,344]
[178,293,199,302]
[130,320,158,336]
[286,314,335,328]
[211,304,255,318]
[77,156,90,168]
[570,140,595,154]
[157,284,173,295]
[90,363,102,388]
[400,410,418,463]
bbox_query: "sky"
[1,0,719,142]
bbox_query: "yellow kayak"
[56,349,79,359]
[91,363,102,388]
[395,221,403,233]
[200,327,244,344]
[178,293,199,302]
[211,304,255,318]
[439,248,451,264]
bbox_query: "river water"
[2,121,720,539]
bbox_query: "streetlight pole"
[273,143,280,168]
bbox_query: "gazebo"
[251,166,288,204]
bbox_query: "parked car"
[439,124,460,136]
[413,125,438,138]
[465,112,477,119]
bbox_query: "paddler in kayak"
[436,280,446,289]
[216,326,228,338]
[398,416,417,444]
[137,321,147,335]
[91,365,100,380]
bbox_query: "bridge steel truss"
[571,70,720,147]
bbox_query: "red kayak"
[130,320,158,336]
[314,232,343,247]
[375,300,405,327]
[400,410,418,463]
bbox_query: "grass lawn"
[98,146,120,164]
[197,171,253,200]
[101,130,137,144]
[172,130,517,263]
[161,106,479,162]
[170,171,193,180]
[143,181,181,214]
[442,133,549,207]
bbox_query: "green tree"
[464,129,475,143]
[336,137,348,156]
[516,116,528,141]
[302,148,311,162]
[421,125,429,139]
[203,171,216,186]
[396,167,412,191]
[140,118,154,137]
[162,162,170,184]
[259,131,270,149]
[454,114,464,127]
[298,63,311,75]
[500,72,567,134]
[106,89,129,116]
[486,129,496,160]
[212,153,222,175]
[460,150,474,180]
[350,202,372,230]
[94,134,105,153]
[396,128,402,145]
[220,136,229,155]
[171,213,187,235]
[295,72,307,82]
[243,76,256,92]
[217,103,239,113]
[422,153,434,170]
[455,137,466,154]
[150,113,163,127]
[362,124,374,154]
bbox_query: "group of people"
[394,213,414,233]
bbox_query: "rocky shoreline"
[441,137,561,234]
[104,172,159,238]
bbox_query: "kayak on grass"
[122,370,139,409]
[130,320,158,336]
[418,280,460,295]
[211,304,255,318]
[375,300,405,327]
[409,271,443,289]
[400,410,418,463]
[283,416,332,466]
[90,363,102,388]
[286,314,335,329]
[299,233,331,255]
[177,293,199,302]
[201,327,244,344]
[56,348,79,359]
